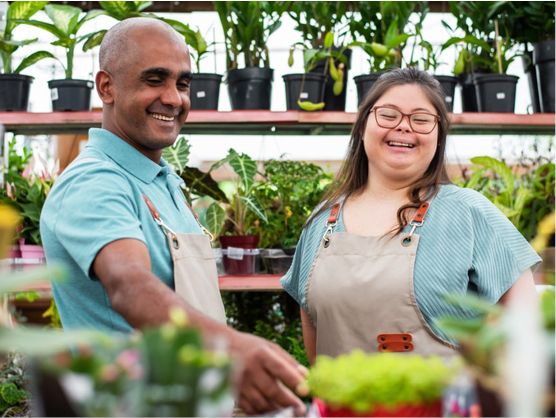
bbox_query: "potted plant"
[443,2,521,113]
[18,4,106,111]
[494,1,555,113]
[162,18,222,110]
[199,149,267,275]
[308,351,457,417]
[349,1,415,105]
[0,1,55,111]
[286,2,350,111]
[215,2,285,110]
[284,31,347,111]
[250,159,332,273]
[405,4,458,112]
[0,140,53,259]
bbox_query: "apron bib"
[144,195,226,324]
[306,202,456,358]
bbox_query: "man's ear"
[96,70,114,104]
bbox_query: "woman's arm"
[300,308,317,365]
[498,269,538,306]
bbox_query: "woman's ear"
[95,70,114,104]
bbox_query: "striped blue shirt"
[281,184,541,343]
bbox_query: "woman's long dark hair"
[309,68,451,234]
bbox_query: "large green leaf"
[162,136,191,175]
[81,30,106,52]
[180,167,229,203]
[204,202,225,238]
[5,1,48,35]
[14,50,57,74]
[44,4,81,36]
[226,149,257,193]
[16,19,66,40]
[470,156,515,195]
[240,195,267,223]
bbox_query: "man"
[40,17,307,415]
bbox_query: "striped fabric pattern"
[281,184,541,344]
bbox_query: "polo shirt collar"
[88,128,177,184]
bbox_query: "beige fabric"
[168,232,227,324]
[306,231,456,358]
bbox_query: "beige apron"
[306,201,456,358]
[144,195,226,324]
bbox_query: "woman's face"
[362,83,439,185]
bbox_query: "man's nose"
[160,84,182,107]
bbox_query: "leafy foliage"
[17,4,106,78]
[458,155,555,241]
[308,351,456,412]
[0,354,28,416]
[162,18,213,73]
[99,1,152,21]
[215,1,286,69]
[348,1,416,72]
[249,159,332,248]
[0,1,56,74]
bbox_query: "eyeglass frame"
[369,106,440,134]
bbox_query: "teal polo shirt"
[40,128,202,332]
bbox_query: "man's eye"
[178,81,190,90]
[146,78,162,84]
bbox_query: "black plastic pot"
[282,73,326,110]
[190,73,222,110]
[227,67,273,110]
[522,53,542,113]
[433,75,458,112]
[459,73,481,112]
[309,48,352,111]
[0,74,33,111]
[48,79,93,111]
[533,40,555,113]
[354,73,382,106]
[474,74,519,113]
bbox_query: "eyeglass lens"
[374,107,437,134]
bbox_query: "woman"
[281,68,540,364]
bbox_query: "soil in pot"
[0,74,33,111]
[190,73,222,110]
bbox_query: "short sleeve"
[469,192,541,302]
[281,227,308,308]
[51,165,146,280]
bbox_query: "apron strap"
[322,203,341,247]
[402,202,430,246]
[142,194,214,242]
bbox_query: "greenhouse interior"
[0,1,554,417]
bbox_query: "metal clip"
[200,225,215,242]
[322,222,336,248]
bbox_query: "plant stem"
[494,19,503,74]
[66,44,75,79]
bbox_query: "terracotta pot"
[313,398,442,417]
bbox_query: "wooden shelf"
[1,111,554,136]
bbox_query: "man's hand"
[229,331,308,416]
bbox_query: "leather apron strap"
[307,200,456,358]
[143,195,226,324]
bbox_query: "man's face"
[107,27,191,158]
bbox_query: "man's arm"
[93,238,308,415]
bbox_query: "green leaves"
[204,203,226,238]
[14,50,57,74]
[5,1,47,35]
[0,383,26,406]
[162,136,191,175]
[308,351,456,412]
[44,4,81,36]
[99,1,152,20]
[224,149,258,193]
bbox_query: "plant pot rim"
[0,73,34,81]
[48,79,94,86]
[282,73,326,81]
[474,73,519,83]
[192,72,223,79]
[226,67,274,83]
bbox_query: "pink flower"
[6,183,15,200]
[99,364,119,383]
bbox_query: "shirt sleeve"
[468,190,542,302]
[280,227,308,308]
[51,164,146,280]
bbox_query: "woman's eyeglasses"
[370,106,439,134]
